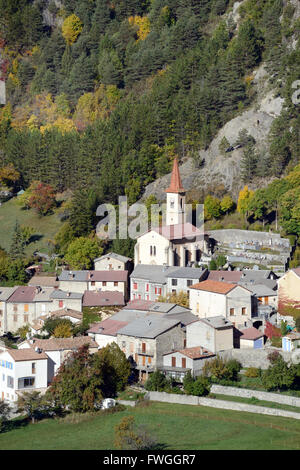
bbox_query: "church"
[134,158,211,267]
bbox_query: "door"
[171,357,176,367]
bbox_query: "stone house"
[87,318,129,348]
[162,347,215,382]
[189,280,252,329]
[0,287,18,335]
[116,315,186,382]
[165,266,208,296]
[130,264,179,301]
[94,252,132,272]
[50,289,83,312]
[186,316,234,353]
[239,327,264,349]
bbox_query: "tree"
[114,415,159,450]
[0,401,11,432]
[144,371,170,392]
[53,322,73,338]
[62,14,83,45]
[220,195,235,215]
[28,181,56,216]
[0,164,20,188]
[9,220,25,260]
[204,195,222,220]
[202,356,241,382]
[17,391,47,424]
[64,236,103,269]
[240,143,258,182]
[262,354,297,391]
[157,291,189,308]
[237,185,254,221]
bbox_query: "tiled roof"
[50,308,83,320]
[153,223,204,241]
[198,316,233,329]
[27,336,98,351]
[87,318,128,336]
[7,348,48,361]
[28,276,59,288]
[83,290,125,307]
[240,327,264,340]
[7,286,37,303]
[124,299,156,311]
[189,280,238,294]
[207,270,242,283]
[165,158,185,193]
[94,252,132,263]
[59,270,128,282]
[177,346,215,360]
[117,314,181,339]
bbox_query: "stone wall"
[219,347,300,369]
[210,384,300,407]
[145,391,300,420]
[208,229,290,248]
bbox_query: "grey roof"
[239,282,277,297]
[59,270,88,282]
[164,267,208,280]
[166,312,198,326]
[130,265,179,284]
[240,270,277,282]
[110,310,148,323]
[117,314,181,339]
[50,289,83,300]
[198,316,233,329]
[0,286,18,302]
[94,252,132,263]
[34,288,56,302]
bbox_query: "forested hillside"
[0,0,300,266]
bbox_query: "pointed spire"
[165,158,185,193]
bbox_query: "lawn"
[0,197,63,255]
[214,394,300,414]
[1,401,300,450]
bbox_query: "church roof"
[153,223,203,240]
[165,158,185,193]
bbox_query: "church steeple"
[165,158,186,226]
[165,158,185,193]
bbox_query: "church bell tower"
[165,158,186,226]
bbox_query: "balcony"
[136,348,155,357]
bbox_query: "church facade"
[134,158,211,267]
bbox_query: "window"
[265,297,269,305]
[155,287,161,296]
[24,315,29,323]
[170,198,175,209]
[230,308,235,316]
[171,357,176,367]
[32,363,36,374]
[23,378,35,388]
[182,358,186,369]
[171,279,178,286]
[133,283,138,290]
[7,376,14,389]
[0,309,3,316]
[153,246,156,256]
[114,281,118,286]
[187,280,193,287]
[142,343,146,353]
[59,300,63,308]
[102,281,107,287]
[146,284,149,292]
[150,246,152,256]
[91,281,95,286]
[196,303,199,313]
[13,304,18,313]
[242,308,246,315]
[13,314,17,322]
[24,304,29,313]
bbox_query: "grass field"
[0,197,63,255]
[1,401,300,450]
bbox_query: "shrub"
[244,367,260,378]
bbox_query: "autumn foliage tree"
[28,181,56,215]
[62,14,83,45]
[0,164,20,188]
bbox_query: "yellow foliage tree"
[237,185,254,220]
[53,322,73,338]
[0,164,20,188]
[62,14,83,45]
[128,16,150,41]
[40,116,76,134]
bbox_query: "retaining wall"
[219,348,300,369]
[210,384,300,407]
[145,391,300,420]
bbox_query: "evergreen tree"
[10,220,25,259]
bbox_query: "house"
[117,315,186,382]
[0,287,18,335]
[94,252,132,272]
[0,347,48,403]
[162,347,215,382]
[282,332,300,352]
[186,316,234,353]
[165,267,208,296]
[28,275,59,289]
[277,268,300,314]
[58,270,129,300]
[239,327,264,349]
[50,289,83,312]
[82,290,125,308]
[87,318,129,348]
[19,337,98,383]
[134,158,210,267]
[32,287,56,317]
[30,308,83,336]
[189,280,252,329]
[130,264,179,301]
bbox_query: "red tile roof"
[124,299,155,311]
[178,346,214,359]
[7,286,37,303]
[240,327,264,340]
[88,318,128,336]
[154,222,204,240]
[83,291,125,307]
[26,336,98,351]
[7,348,48,361]
[165,158,185,193]
[87,271,128,282]
[208,270,242,283]
[190,280,238,294]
